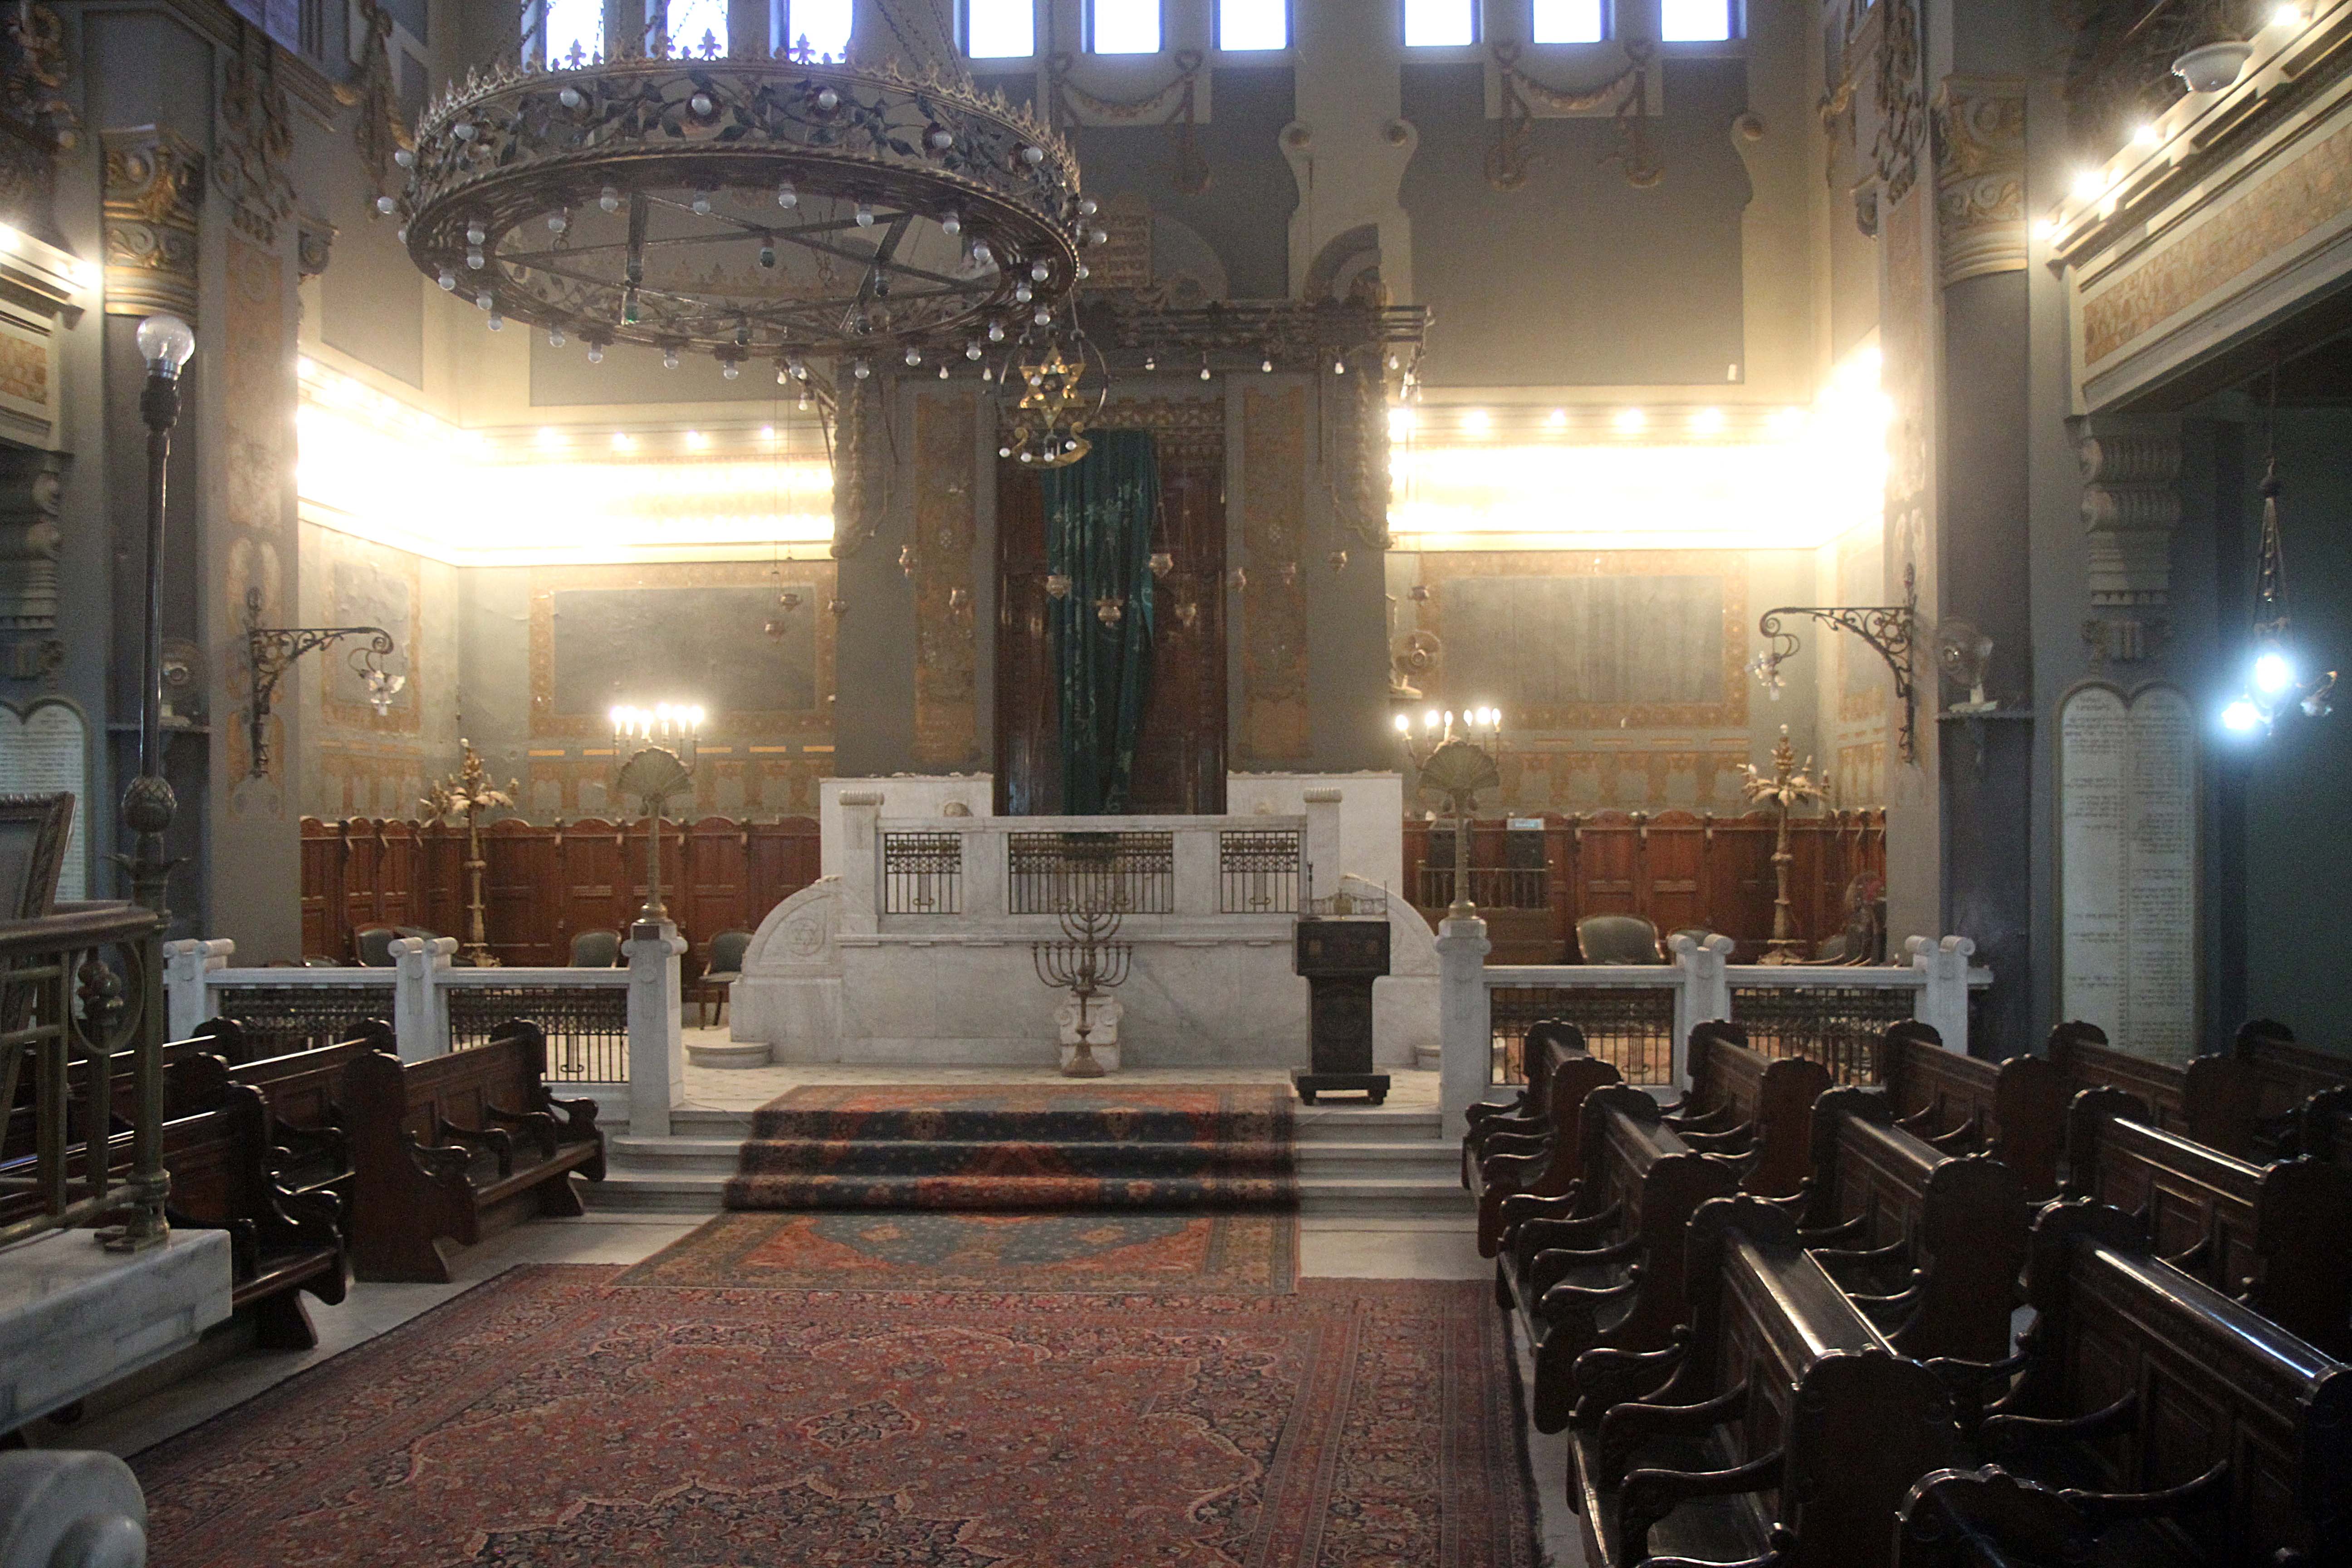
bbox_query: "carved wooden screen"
[994,416,1226,816]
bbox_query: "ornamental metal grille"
[213,985,393,1056]
[450,986,632,1083]
[881,832,965,915]
[1730,984,1914,1085]
[1219,829,1301,914]
[1008,831,1175,914]
[1489,985,1677,1087]
[1417,866,1550,910]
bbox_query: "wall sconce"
[1045,572,1073,599]
[243,586,400,777]
[1148,550,1174,579]
[1175,601,1199,630]
[1748,563,1921,762]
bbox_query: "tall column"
[625,920,687,1136]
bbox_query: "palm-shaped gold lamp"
[1737,725,1827,964]
[1397,706,1505,921]
[422,738,517,967]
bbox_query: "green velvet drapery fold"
[1043,431,1159,814]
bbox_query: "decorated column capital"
[1931,75,2027,287]
[101,126,202,318]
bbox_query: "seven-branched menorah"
[1031,902,1132,1078]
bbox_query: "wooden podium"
[1291,917,1391,1105]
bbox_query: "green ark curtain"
[1042,430,1159,814]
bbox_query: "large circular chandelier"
[387,44,1099,376]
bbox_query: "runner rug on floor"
[616,1209,1297,1294]
[723,1083,1296,1210]
[135,1268,1538,1568]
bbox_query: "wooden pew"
[1469,1022,1623,1257]
[1500,1083,1740,1432]
[197,1017,390,1207]
[1662,1022,1830,1200]
[342,1019,604,1282]
[1462,1018,1579,1177]
[1798,1084,2031,1362]
[1907,1199,2351,1568]
[1877,1020,2066,1200]
[2046,1018,2352,1165]
[2066,1086,2352,1358]
[1568,1195,1964,1568]
[0,1083,347,1350]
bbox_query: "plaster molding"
[214,24,297,246]
[100,125,202,318]
[1931,76,2027,288]
[2071,414,2181,662]
[1870,0,1926,209]
[296,212,335,279]
[0,445,62,635]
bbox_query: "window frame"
[778,0,855,60]
[1401,0,1479,50]
[962,0,1037,59]
[1086,0,1166,55]
[1215,0,1291,53]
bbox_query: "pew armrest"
[435,1116,515,1178]
[484,1102,561,1160]
[1598,1382,1749,1486]
[1620,1449,1785,1564]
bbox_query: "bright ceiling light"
[1691,407,1725,436]
[2132,122,2161,147]
[684,429,707,450]
[2072,169,2109,202]
[1546,409,1568,429]
[1614,408,1646,434]
[2222,697,2262,731]
[1462,409,1490,436]
[2254,651,2294,693]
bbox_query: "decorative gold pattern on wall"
[1241,385,1310,761]
[0,332,46,407]
[1834,740,1887,809]
[526,560,838,740]
[1416,551,1749,729]
[100,126,202,318]
[1931,77,2026,287]
[1494,741,1759,811]
[2082,114,2352,365]
[214,23,296,244]
[911,388,978,768]
[1095,394,1226,467]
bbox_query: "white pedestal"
[0,1229,232,1431]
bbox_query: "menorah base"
[1291,1069,1390,1106]
[1060,1038,1113,1077]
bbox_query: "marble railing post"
[1908,934,1977,1054]
[389,937,456,1061]
[964,822,1008,917]
[1669,933,1735,1085]
[1303,789,1344,908]
[1436,915,1493,1135]
[1172,823,1218,915]
[162,938,232,1040]
[837,792,884,934]
[626,918,688,1136]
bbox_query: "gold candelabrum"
[1395,704,1505,921]
[609,703,703,925]
[1738,725,1827,965]
[421,739,517,967]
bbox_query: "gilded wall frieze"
[215,24,296,245]
[101,126,202,318]
[1871,0,1926,207]
[1092,394,1225,466]
[1931,77,2027,286]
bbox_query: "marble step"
[649,1105,1448,1144]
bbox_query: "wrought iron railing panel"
[1731,983,1914,1085]
[1490,985,1677,1087]
[450,986,631,1083]
[213,985,394,1058]
[1007,831,1176,914]
[1417,866,1550,911]
[1219,828,1301,914]
[881,831,965,916]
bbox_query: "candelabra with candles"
[1737,725,1827,965]
[609,703,702,923]
[1394,705,1505,920]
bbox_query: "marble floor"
[28,1205,1588,1565]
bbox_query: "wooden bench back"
[1676,1196,1965,1568]
[1880,1023,2065,1199]
[1804,1085,2029,1362]
[220,1022,392,1136]
[2067,1087,2352,1359]
[2046,1019,2352,1164]
[1568,1084,1740,1341]
[348,1030,550,1150]
[1999,1200,2352,1566]
[1686,1029,1830,1199]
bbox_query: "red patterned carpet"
[616,1209,1297,1294]
[134,1267,1537,1568]
[725,1084,1298,1211]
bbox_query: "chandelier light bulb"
[1089,226,1107,246]
[855,203,874,227]
[452,121,477,140]
[758,241,776,268]
[2303,687,2333,719]
[965,339,982,360]
[788,353,807,378]
[1078,196,1098,217]
[1030,259,1050,282]
[396,225,408,243]
[972,240,994,266]
[2254,651,2294,693]
[1261,358,1273,373]
[2222,696,2261,731]
[777,179,798,208]
[467,246,485,268]
[853,358,871,380]
[1014,282,1032,303]
[466,220,488,244]
[721,360,740,379]
[375,194,397,215]
[1200,362,1212,381]
[905,346,922,366]
[1144,353,1156,370]
[689,91,715,117]
[662,348,680,369]
[437,268,457,290]
[937,363,949,378]
[549,210,569,233]
[691,190,713,215]
[394,147,415,168]
[475,290,493,310]
[1333,357,1347,375]
[1023,145,1045,165]
[1075,262,1089,280]
[486,310,504,331]
[587,343,605,363]
[599,185,621,212]
[988,320,1006,343]
[559,86,584,110]
[816,87,840,111]
[549,327,567,348]
[941,209,961,234]
[1034,305,1051,324]
[926,126,954,151]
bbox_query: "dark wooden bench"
[1877,1020,2066,1200]
[1797,1084,2031,1362]
[1662,1022,1830,1200]
[2047,1018,2352,1165]
[1468,1021,1623,1257]
[193,1017,391,1210]
[343,1019,604,1281]
[1499,1082,1740,1433]
[1463,1019,1581,1172]
[0,1080,347,1350]
[1567,1194,1964,1568]
[2066,1086,2352,1358]
[1903,1198,2352,1568]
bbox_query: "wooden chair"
[568,928,623,967]
[1577,914,1663,965]
[689,926,753,1026]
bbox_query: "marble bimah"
[723,774,1440,1069]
